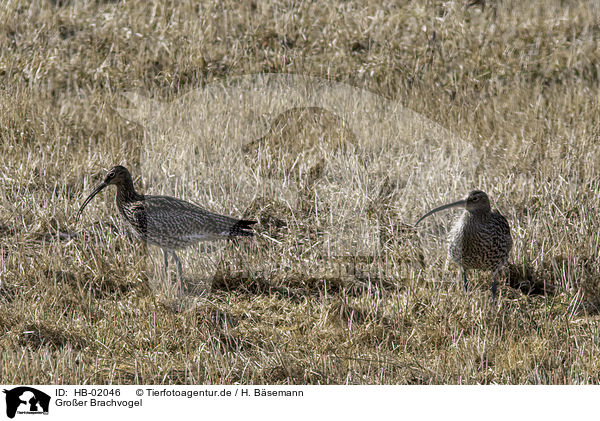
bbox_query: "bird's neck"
[115,178,143,205]
[467,208,490,222]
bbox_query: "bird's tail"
[228,219,257,237]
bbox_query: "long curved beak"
[76,182,108,221]
[414,199,466,226]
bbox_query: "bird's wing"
[144,195,252,240]
[493,211,513,251]
[496,212,511,235]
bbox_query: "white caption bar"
[1,385,597,420]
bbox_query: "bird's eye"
[472,196,479,201]
[107,171,115,179]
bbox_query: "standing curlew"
[77,165,256,285]
[414,190,512,301]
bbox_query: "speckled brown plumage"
[77,165,255,280]
[415,190,512,301]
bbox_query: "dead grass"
[1,0,600,384]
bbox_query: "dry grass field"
[1,0,600,384]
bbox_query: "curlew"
[77,165,256,285]
[415,190,512,301]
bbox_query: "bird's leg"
[491,269,499,302]
[162,249,169,274]
[172,251,183,290]
[462,269,469,293]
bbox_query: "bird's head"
[101,165,131,186]
[76,166,133,220]
[414,189,492,226]
[464,190,491,213]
